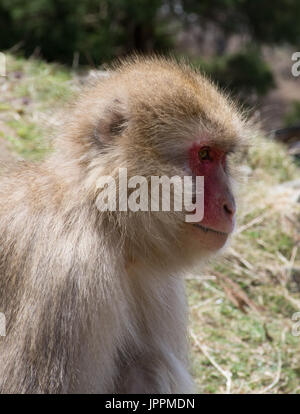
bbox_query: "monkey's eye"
[198,147,211,161]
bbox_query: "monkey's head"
[61,57,249,268]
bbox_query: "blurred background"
[0,0,300,394]
[1,0,300,136]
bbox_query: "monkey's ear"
[94,99,129,143]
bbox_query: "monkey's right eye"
[198,147,211,161]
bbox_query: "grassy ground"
[0,54,300,394]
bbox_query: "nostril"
[224,203,234,216]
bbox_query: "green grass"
[5,119,49,160]
[1,54,300,394]
[0,54,76,160]
[9,55,73,105]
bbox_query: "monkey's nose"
[223,201,235,217]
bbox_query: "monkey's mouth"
[192,223,228,236]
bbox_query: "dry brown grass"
[189,138,300,393]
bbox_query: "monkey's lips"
[190,223,230,250]
[192,223,228,236]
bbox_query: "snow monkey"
[0,57,249,393]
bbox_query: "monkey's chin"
[189,223,229,251]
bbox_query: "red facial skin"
[187,143,236,249]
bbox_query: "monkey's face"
[185,143,236,252]
[120,103,240,256]
[117,126,238,257]
[84,58,247,260]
